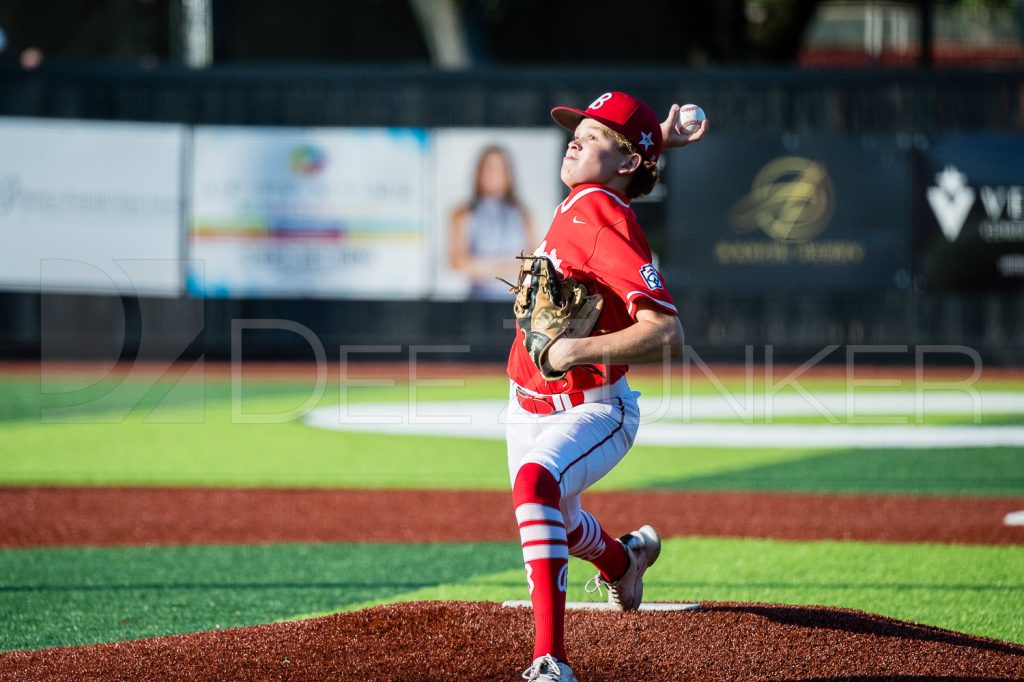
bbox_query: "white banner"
[188,126,429,298]
[0,117,185,296]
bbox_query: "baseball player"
[506,91,706,682]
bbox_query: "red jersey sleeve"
[583,220,678,319]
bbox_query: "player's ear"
[618,152,642,175]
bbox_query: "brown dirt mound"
[2,487,1021,548]
[1,601,1022,681]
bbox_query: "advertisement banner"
[666,135,910,292]
[0,117,184,296]
[188,126,429,298]
[914,134,1024,290]
[430,128,563,300]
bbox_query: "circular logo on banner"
[290,144,326,176]
[729,156,835,242]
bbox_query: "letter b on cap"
[588,93,614,110]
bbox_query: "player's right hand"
[661,104,709,150]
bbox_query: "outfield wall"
[0,65,1022,362]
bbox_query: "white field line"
[303,392,1024,449]
[647,392,1024,420]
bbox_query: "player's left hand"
[511,255,603,382]
[661,104,708,150]
[543,338,575,375]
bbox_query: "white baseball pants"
[505,378,641,533]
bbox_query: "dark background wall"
[0,64,1022,363]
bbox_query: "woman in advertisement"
[449,145,538,299]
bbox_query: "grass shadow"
[647,447,1024,496]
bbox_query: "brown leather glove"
[508,255,603,381]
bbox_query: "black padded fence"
[1,64,1022,363]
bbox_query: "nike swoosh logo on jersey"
[572,216,587,224]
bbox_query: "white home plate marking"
[1004,511,1024,526]
[501,600,700,612]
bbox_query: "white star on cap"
[639,131,653,151]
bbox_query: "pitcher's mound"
[502,600,701,611]
[1,600,1022,681]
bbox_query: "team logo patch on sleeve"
[639,263,665,291]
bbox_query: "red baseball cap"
[551,91,663,163]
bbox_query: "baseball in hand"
[679,104,706,133]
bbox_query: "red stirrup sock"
[566,509,629,582]
[513,462,568,662]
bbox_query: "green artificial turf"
[627,447,1024,496]
[336,538,1024,647]
[0,541,521,652]
[0,376,510,488]
[2,375,1023,494]
[2,537,1022,652]
[3,372,1022,655]
[7,414,1023,495]
[690,413,1024,426]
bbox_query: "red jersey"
[506,183,678,393]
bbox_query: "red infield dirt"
[2,487,1023,679]
[1,601,1023,681]
[1,486,1022,548]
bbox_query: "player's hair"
[604,128,659,199]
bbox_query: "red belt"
[515,387,586,415]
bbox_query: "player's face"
[560,119,633,190]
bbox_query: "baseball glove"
[506,255,603,381]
